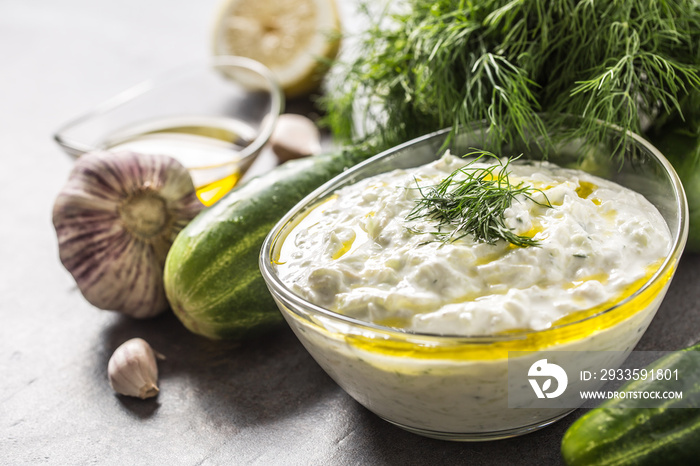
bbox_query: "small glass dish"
[54,56,284,205]
[260,119,688,441]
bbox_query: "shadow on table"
[336,403,578,466]
[98,311,338,425]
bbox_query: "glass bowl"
[54,56,283,206]
[259,121,688,441]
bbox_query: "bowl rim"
[53,55,284,166]
[259,122,689,341]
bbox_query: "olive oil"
[102,116,258,206]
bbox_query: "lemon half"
[212,0,341,98]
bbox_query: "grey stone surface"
[1,0,699,464]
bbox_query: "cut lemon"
[212,0,341,98]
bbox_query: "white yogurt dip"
[269,150,679,437]
[277,153,671,336]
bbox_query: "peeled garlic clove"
[108,338,162,399]
[52,151,204,318]
[269,113,322,162]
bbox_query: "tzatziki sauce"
[276,152,671,335]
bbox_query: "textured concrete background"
[2,1,699,464]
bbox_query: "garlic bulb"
[108,338,163,399]
[269,113,322,162]
[53,151,204,318]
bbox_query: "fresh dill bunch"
[406,150,550,247]
[321,0,700,158]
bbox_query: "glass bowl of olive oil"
[54,56,283,206]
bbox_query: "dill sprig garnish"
[406,150,550,247]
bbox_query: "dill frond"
[321,0,700,158]
[406,150,550,247]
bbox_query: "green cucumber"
[645,89,700,252]
[561,343,700,466]
[163,149,372,340]
[646,130,700,253]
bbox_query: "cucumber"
[646,130,700,252]
[645,89,700,252]
[163,149,372,340]
[561,343,700,466]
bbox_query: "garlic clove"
[269,113,322,163]
[108,338,162,399]
[52,151,204,318]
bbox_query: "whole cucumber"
[646,89,700,252]
[163,149,371,340]
[648,131,700,253]
[561,343,700,466]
